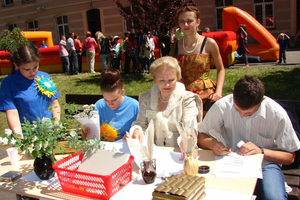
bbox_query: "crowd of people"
[58,27,177,74]
[1,5,299,200]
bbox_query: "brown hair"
[74,33,79,39]
[100,69,124,93]
[233,75,265,110]
[86,31,92,37]
[12,45,41,73]
[175,6,200,24]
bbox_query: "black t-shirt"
[100,37,110,54]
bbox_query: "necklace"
[182,34,199,54]
[159,94,169,103]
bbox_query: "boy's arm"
[285,33,290,40]
[198,132,231,156]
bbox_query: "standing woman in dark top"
[96,31,111,71]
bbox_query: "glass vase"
[141,159,156,184]
[33,153,55,180]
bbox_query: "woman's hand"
[132,129,144,145]
[209,92,222,102]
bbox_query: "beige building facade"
[0,0,299,45]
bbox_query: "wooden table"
[0,148,262,200]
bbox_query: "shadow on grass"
[72,72,153,86]
[259,67,300,100]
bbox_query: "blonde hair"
[95,31,105,42]
[150,56,182,81]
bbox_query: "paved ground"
[0,49,299,199]
[230,48,300,68]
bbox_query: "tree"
[0,28,29,54]
[114,0,196,42]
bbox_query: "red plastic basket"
[52,151,134,199]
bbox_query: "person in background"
[141,34,152,73]
[120,31,130,72]
[204,27,210,33]
[96,31,111,71]
[40,40,48,48]
[198,75,300,200]
[160,29,171,56]
[83,31,97,73]
[66,32,79,75]
[147,31,155,63]
[0,45,61,138]
[74,33,82,73]
[236,24,249,68]
[277,33,290,64]
[129,56,202,158]
[170,6,225,117]
[59,35,69,74]
[108,35,114,68]
[110,36,121,71]
[94,69,139,141]
[126,33,138,73]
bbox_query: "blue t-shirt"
[40,44,48,48]
[0,70,60,124]
[94,95,139,141]
[277,38,289,50]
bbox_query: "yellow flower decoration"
[35,76,56,98]
[100,123,119,141]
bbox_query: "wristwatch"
[260,147,264,154]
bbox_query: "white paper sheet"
[73,110,100,139]
[204,188,256,200]
[213,153,262,178]
[105,139,184,177]
[20,172,61,188]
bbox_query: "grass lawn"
[0,66,299,137]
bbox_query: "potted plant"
[0,104,103,180]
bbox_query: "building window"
[22,0,34,2]
[254,0,274,28]
[56,16,69,40]
[123,6,133,32]
[7,23,16,31]
[215,0,233,30]
[28,20,38,31]
[2,0,13,6]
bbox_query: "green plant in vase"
[0,117,66,180]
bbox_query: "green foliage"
[1,117,66,163]
[0,28,29,54]
[114,0,196,34]
[65,130,104,156]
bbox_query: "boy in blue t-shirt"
[277,33,290,64]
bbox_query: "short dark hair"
[240,24,247,31]
[100,69,124,93]
[233,75,265,110]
